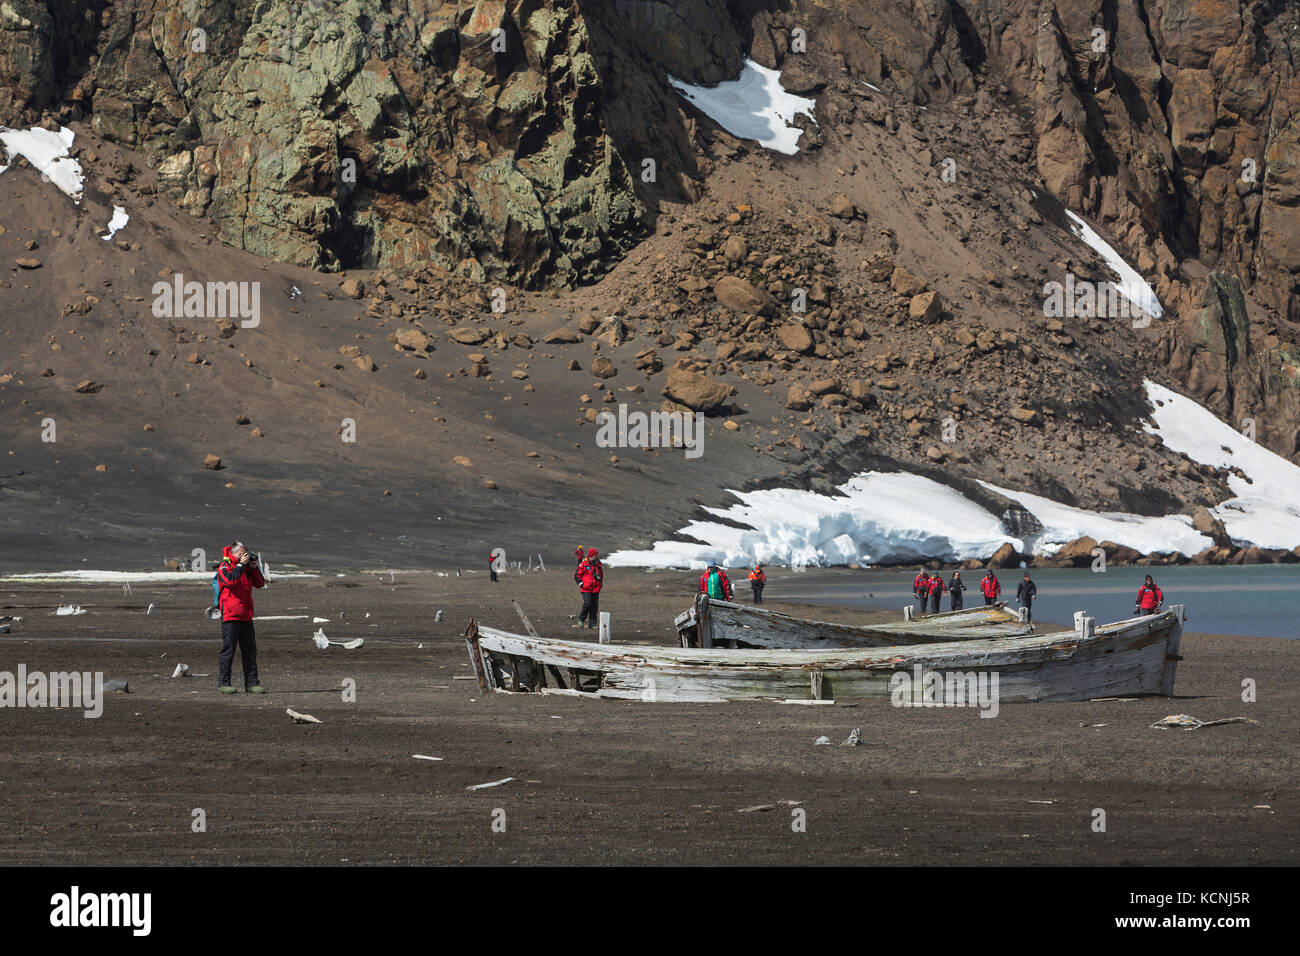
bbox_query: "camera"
[244,551,259,564]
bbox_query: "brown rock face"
[1052,536,1100,568]
[987,542,1020,570]
[663,367,733,413]
[1191,507,1231,548]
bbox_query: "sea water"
[777,564,1300,639]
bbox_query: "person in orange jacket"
[927,573,947,615]
[748,564,766,604]
[1135,575,1163,616]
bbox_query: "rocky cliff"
[2,0,1298,563]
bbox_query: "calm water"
[773,565,1300,639]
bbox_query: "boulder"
[543,328,583,344]
[889,266,927,296]
[591,355,617,379]
[1053,535,1100,567]
[908,290,943,322]
[785,384,812,410]
[662,368,733,413]
[449,328,489,345]
[395,329,432,351]
[776,323,814,353]
[714,275,777,316]
[829,193,856,219]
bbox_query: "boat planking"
[674,594,1033,649]
[464,605,1184,704]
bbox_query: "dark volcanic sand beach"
[0,569,1295,866]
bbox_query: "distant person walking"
[1016,572,1037,622]
[927,573,947,615]
[216,542,266,694]
[949,572,966,611]
[1136,575,1163,616]
[981,570,1001,606]
[748,565,766,604]
[914,571,931,615]
[699,561,733,601]
[488,551,499,582]
[573,548,603,629]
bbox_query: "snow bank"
[1143,380,1300,548]
[0,125,84,201]
[610,380,1300,568]
[0,570,319,584]
[668,59,816,155]
[607,472,1020,569]
[978,481,1209,556]
[1065,210,1163,319]
[101,205,129,241]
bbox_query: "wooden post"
[903,605,914,621]
[1080,616,1095,639]
[537,554,546,572]
[697,593,713,648]
[1073,610,1086,632]
[811,669,824,700]
[598,612,611,644]
[463,620,490,694]
[512,599,540,638]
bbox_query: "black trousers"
[930,593,941,614]
[219,620,259,687]
[579,592,599,626]
[489,567,498,581]
[751,584,764,604]
[1022,601,1033,622]
[951,593,963,611]
[984,595,995,605]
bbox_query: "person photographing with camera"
[216,541,266,694]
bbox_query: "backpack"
[706,569,726,599]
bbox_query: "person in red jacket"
[699,561,733,601]
[1135,575,1163,616]
[913,571,931,615]
[216,542,266,694]
[927,573,947,614]
[573,548,603,630]
[980,570,1001,606]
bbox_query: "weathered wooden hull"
[466,607,1183,704]
[675,594,1033,649]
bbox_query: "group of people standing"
[564,553,1166,634]
[913,568,1039,619]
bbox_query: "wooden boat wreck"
[674,594,1033,649]
[464,605,1184,704]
